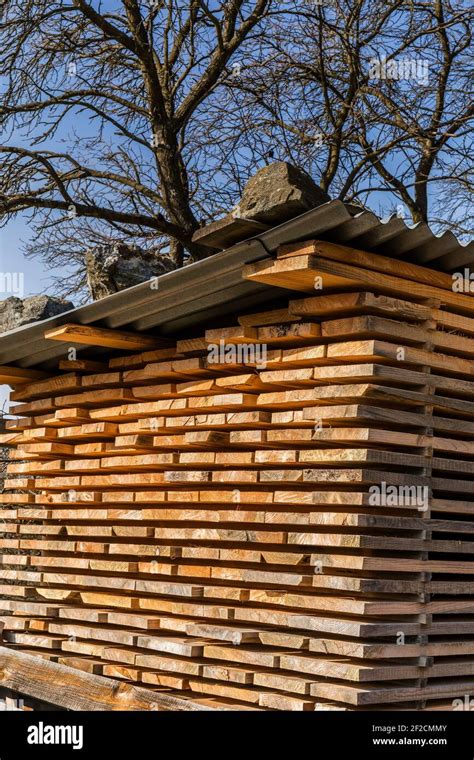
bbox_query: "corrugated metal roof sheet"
[0,200,472,370]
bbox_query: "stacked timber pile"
[1,240,474,710]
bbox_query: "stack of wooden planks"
[2,239,474,710]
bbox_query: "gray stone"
[234,162,330,224]
[0,295,74,334]
[85,242,175,300]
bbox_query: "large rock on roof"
[0,295,74,334]
[234,162,330,224]
[85,242,175,300]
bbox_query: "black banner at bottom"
[0,711,473,758]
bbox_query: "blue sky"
[0,214,47,298]
[0,216,52,413]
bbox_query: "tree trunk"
[169,239,184,268]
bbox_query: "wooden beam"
[0,366,48,385]
[44,324,171,351]
[243,254,474,314]
[59,359,108,372]
[192,216,270,250]
[278,239,454,291]
[0,646,210,711]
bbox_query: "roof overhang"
[0,200,471,370]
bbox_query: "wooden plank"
[0,646,209,710]
[279,239,454,291]
[192,216,269,249]
[58,359,108,372]
[0,366,48,385]
[109,348,177,370]
[45,324,170,351]
[243,254,474,313]
[238,308,302,327]
[288,291,432,321]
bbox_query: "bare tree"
[0,0,272,290]
[227,0,473,233]
[0,0,472,300]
